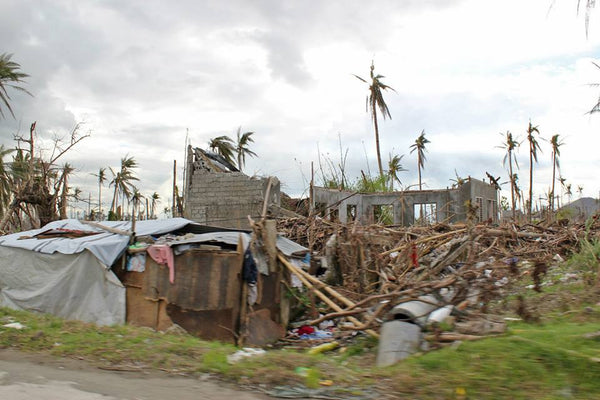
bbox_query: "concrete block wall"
[313,177,497,226]
[184,171,280,229]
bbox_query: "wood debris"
[276,213,600,346]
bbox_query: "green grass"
[1,305,599,398]
[2,239,600,398]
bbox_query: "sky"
[1,0,600,217]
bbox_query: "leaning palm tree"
[208,135,236,166]
[499,131,520,219]
[58,163,75,220]
[235,127,257,173]
[0,53,32,118]
[354,61,395,177]
[549,134,564,213]
[526,121,542,221]
[410,130,430,191]
[109,156,138,219]
[387,153,406,191]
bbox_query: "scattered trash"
[308,340,339,355]
[294,367,311,377]
[2,322,26,329]
[266,385,376,399]
[227,347,266,364]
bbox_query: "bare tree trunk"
[509,152,516,220]
[372,101,384,178]
[528,143,533,222]
[551,152,556,214]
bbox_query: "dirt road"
[0,350,269,400]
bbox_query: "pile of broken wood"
[276,214,599,345]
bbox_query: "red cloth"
[146,245,175,283]
[410,242,419,268]
[297,325,315,335]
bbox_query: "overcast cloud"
[1,0,600,216]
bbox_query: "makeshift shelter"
[0,218,307,343]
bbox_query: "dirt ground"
[0,349,270,400]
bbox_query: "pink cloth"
[146,245,175,283]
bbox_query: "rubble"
[276,213,600,364]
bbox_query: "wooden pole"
[172,160,177,217]
[261,177,273,219]
[80,220,130,236]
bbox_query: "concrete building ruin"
[183,146,280,229]
[313,177,498,225]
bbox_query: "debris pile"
[276,214,599,364]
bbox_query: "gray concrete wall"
[466,179,498,222]
[313,177,498,226]
[184,171,280,229]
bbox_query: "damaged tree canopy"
[0,122,89,233]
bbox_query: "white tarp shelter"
[0,218,192,325]
[0,218,308,326]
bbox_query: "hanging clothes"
[242,247,257,284]
[146,245,175,283]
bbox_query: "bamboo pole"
[290,260,355,308]
[279,254,378,338]
[80,220,130,236]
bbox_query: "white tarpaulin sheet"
[0,246,125,325]
[0,218,192,267]
[0,217,307,326]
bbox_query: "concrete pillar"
[376,321,422,367]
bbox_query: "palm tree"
[558,176,567,208]
[450,169,467,189]
[549,134,564,213]
[0,53,32,118]
[512,173,523,213]
[131,187,144,220]
[526,121,542,221]
[579,0,597,37]
[387,153,406,191]
[92,167,107,220]
[235,127,257,173]
[410,130,430,191]
[499,131,520,219]
[208,135,236,166]
[109,156,138,219]
[566,183,573,204]
[58,163,75,220]
[150,192,160,219]
[354,61,395,177]
[578,185,584,198]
